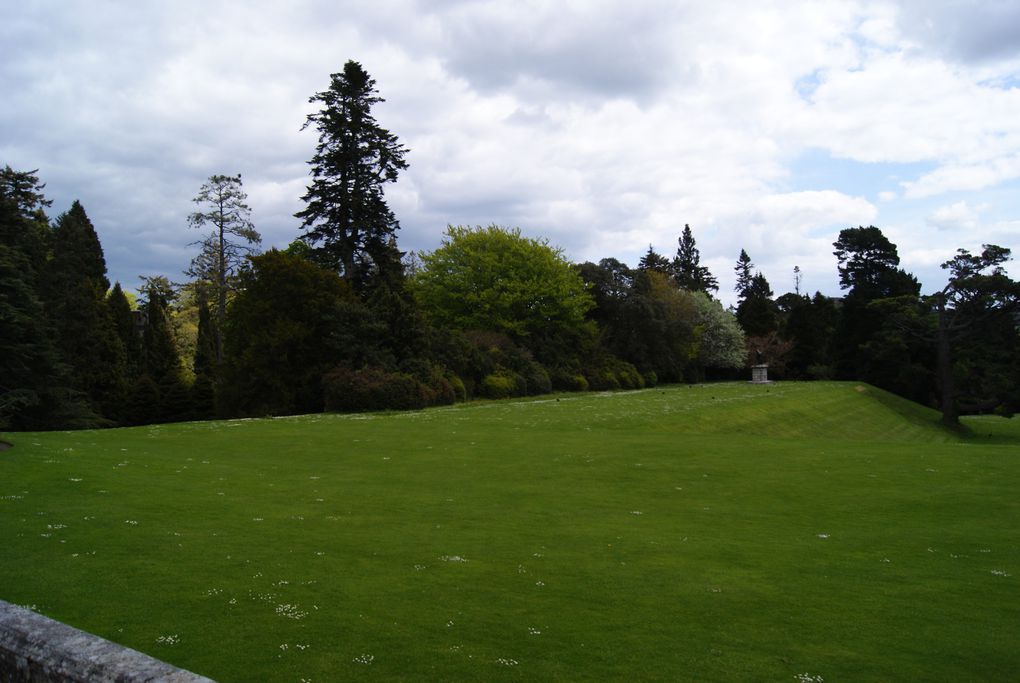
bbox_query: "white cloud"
[926,200,982,231]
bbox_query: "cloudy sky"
[3,0,1019,305]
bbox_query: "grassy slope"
[1,382,1017,682]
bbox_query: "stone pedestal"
[749,364,770,384]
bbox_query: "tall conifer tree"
[187,173,261,363]
[672,225,718,294]
[46,201,128,419]
[296,60,409,288]
[0,168,95,428]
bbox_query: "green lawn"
[2,382,1018,682]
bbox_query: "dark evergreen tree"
[187,174,261,363]
[637,246,670,274]
[0,167,96,429]
[831,226,922,385]
[191,293,218,420]
[672,224,718,293]
[140,276,181,382]
[296,60,409,289]
[788,292,838,379]
[219,249,373,417]
[736,272,778,337]
[833,226,918,300]
[107,282,142,378]
[193,294,217,378]
[917,245,1019,425]
[190,373,216,420]
[158,371,193,424]
[125,375,160,426]
[734,249,753,303]
[46,201,128,420]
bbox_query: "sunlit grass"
[2,382,1018,681]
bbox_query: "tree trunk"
[216,215,226,365]
[935,293,958,427]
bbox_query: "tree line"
[3,61,1018,431]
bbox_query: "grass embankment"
[1,382,1018,682]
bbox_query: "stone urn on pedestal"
[748,348,771,384]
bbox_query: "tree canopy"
[412,225,594,349]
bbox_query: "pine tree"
[296,60,409,288]
[672,225,718,293]
[140,276,181,382]
[736,272,778,336]
[0,167,96,429]
[193,294,217,378]
[46,201,128,419]
[734,249,753,302]
[637,245,670,274]
[187,174,261,363]
[108,282,142,378]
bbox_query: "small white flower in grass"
[68,478,82,482]
[156,634,180,646]
[794,674,823,683]
[296,644,309,651]
[496,658,519,667]
[275,603,308,620]
[535,581,545,587]
[979,549,992,553]
[124,520,138,526]
[528,627,541,635]
[990,569,1011,577]
[816,533,829,539]
[439,555,467,562]
[279,643,288,651]
[252,517,264,522]
[353,654,374,665]
[414,564,426,571]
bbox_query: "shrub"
[323,366,428,413]
[447,374,467,402]
[479,370,527,399]
[585,358,644,391]
[480,372,515,399]
[587,369,620,391]
[550,368,590,392]
[642,370,658,388]
[523,362,552,395]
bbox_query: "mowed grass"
[1,382,1018,682]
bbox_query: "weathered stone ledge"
[0,600,215,682]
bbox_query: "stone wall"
[0,600,215,682]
